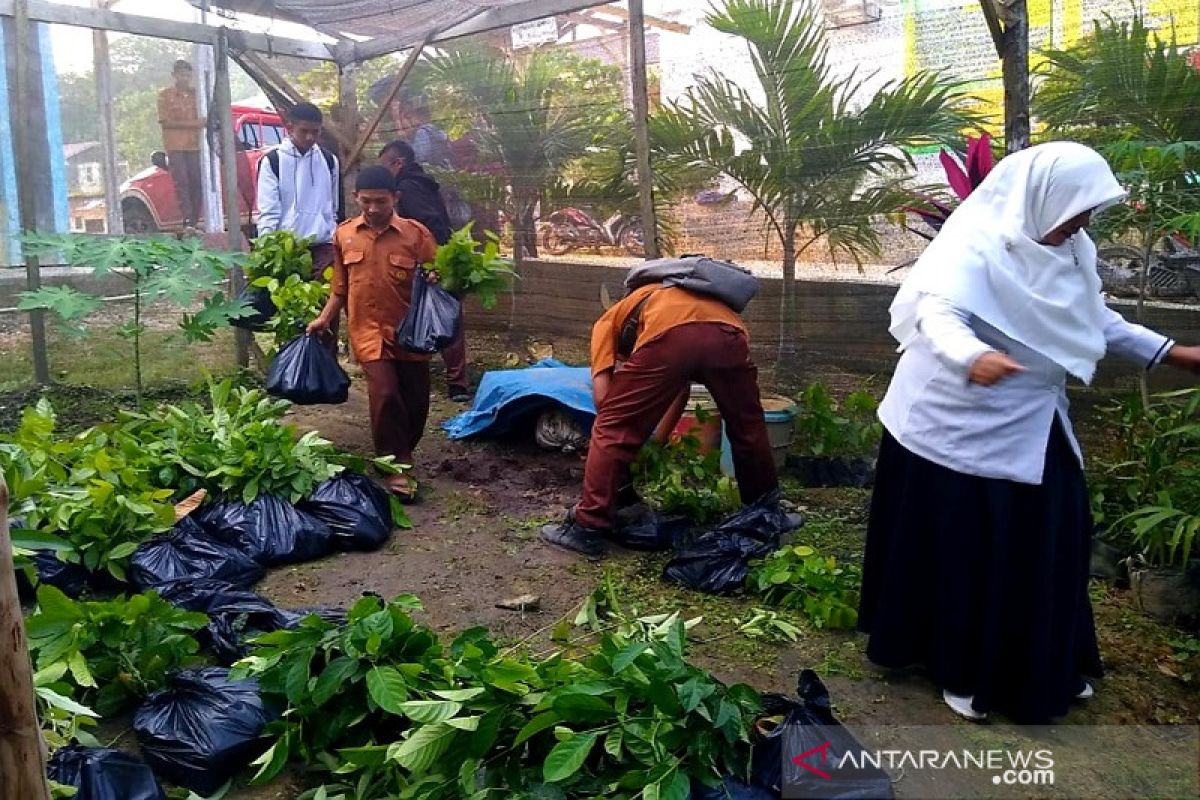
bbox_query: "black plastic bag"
[133,667,274,796]
[48,745,166,800]
[266,333,350,405]
[18,548,91,599]
[156,578,289,663]
[690,776,776,800]
[788,456,875,488]
[277,605,347,628]
[195,495,334,566]
[663,490,793,594]
[130,517,265,590]
[298,472,393,551]
[229,285,276,331]
[611,504,690,551]
[396,269,462,354]
[752,670,894,799]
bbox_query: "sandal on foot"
[385,476,420,503]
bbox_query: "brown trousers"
[575,322,778,530]
[168,150,203,225]
[361,359,431,464]
[440,315,468,391]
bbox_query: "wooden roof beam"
[0,0,336,61]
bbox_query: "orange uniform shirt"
[589,284,746,378]
[157,86,201,151]
[331,214,438,364]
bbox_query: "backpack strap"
[262,146,335,177]
[616,288,662,360]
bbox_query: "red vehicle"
[120,104,284,234]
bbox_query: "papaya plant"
[17,233,252,403]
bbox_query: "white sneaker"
[943,690,988,720]
[1075,682,1094,700]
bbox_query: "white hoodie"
[255,139,339,244]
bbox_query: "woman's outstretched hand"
[969,351,1026,386]
[1164,344,1200,374]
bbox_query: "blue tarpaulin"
[442,359,595,440]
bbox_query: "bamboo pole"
[93,0,122,234]
[215,29,250,369]
[0,474,52,800]
[628,0,659,259]
[12,0,50,384]
[342,38,430,172]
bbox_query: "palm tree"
[1036,14,1200,144]
[653,0,975,370]
[426,45,610,264]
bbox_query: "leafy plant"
[429,223,517,309]
[248,230,316,282]
[1091,387,1200,568]
[18,233,252,403]
[35,663,101,752]
[632,430,739,524]
[0,399,174,581]
[651,0,974,369]
[25,585,208,716]
[124,379,393,504]
[247,231,329,354]
[793,383,882,458]
[233,593,762,799]
[900,134,996,241]
[736,608,803,642]
[748,544,861,630]
[253,272,330,354]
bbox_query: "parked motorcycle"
[540,207,645,256]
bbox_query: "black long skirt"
[857,419,1102,722]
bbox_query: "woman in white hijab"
[858,142,1200,722]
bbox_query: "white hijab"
[889,141,1127,384]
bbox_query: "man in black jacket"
[380,140,452,245]
[380,140,469,401]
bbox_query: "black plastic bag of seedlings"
[156,578,289,664]
[229,285,276,331]
[47,745,166,800]
[195,495,334,566]
[396,269,461,354]
[298,472,393,551]
[130,517,265,590]
[266,332,349,405]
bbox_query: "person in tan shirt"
[157,59,207,227]
[307,166,438,499]
[541,282,780,556]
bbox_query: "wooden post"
[343,38,429,172]
[93,1,122,234]
[12,0,50,384]
[0,474,52,800]
[628,0,660,259]
[215,30,250,368]
[999,0,1030,153]
[337,61,359,215]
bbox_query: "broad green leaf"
[389,721,459,773]
[432,687,486,701]
[35,686,98,717]
[543,731,599,783]
[250,733,291,785]
[366,666,408,714]
[312,656,359,707]
[514,711,561,746]
[612,641,649,674]
[445,715,481,731]
[398,699,462,724]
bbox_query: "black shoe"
[447,386,472,403]
[540,519,608,557]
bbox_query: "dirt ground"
[4,331,1197,799]
[248,346,1200,800]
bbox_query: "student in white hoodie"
[256,102,341,347]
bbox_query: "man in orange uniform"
[541,283,780,556]
[307,166,438,500]
[157,59,207,228]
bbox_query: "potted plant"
[788,382,882,487]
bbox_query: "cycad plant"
[427,45,607,263]
[1036,13,1200,144]
[653,0,974,369]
